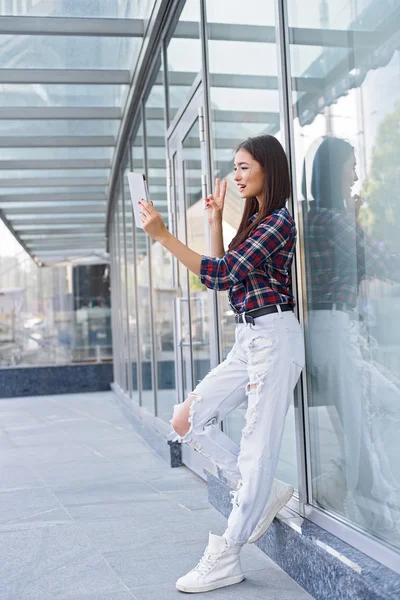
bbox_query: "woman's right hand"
[205,178,227,226]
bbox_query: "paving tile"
[53,476,157,508]
[0,524,132,600]
[129,567,313,600]
[0,392,312,600]
[0,462,44,491]
[0,487,64,525]
[162,488,211,511]
[104,541,270,589]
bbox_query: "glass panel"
[0,221,112,367]
[132,119,155,414]
[113,202,122,387]
[123,155,139,403]
[0,36,140,69]
[145,62,177,422]
[0,121,119,136]
[0,84,128,107]
[182,119,212,388]
[206,0,298,488]
[167,0,201,122]
[111,208,122,387]
[288,0,400,549]
[117,185,129,392]
[0,0,155,19]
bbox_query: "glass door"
[168,86,214,404]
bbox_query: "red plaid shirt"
[200,207,296,314]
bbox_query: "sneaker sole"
[176,573,245,593]
[248,486,294,543]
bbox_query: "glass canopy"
[0,0,153,265]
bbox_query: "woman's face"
[234,148,265,202]
[342,151,358,199]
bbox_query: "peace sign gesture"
[205,178,227,226]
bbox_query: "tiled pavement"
[0,391,313,600]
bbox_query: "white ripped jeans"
[171,308,305,546]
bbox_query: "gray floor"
[0,391,313,600]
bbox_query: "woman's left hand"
[140,200,168,240]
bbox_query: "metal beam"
[175,21,383,48]
[0,177,107,188]
[21,234,105,241]
[15,226,105,234]
[0,193,107,203]
[0,136,115,148]
[28,241,105,249]
[212,109,280,124]
[0,69,130,85]
[0,16,144,37]
[0,107,121,120]
[155,70,320,91]
[4,204,106,214]
[10,217,105,225]
[0,159,111,170]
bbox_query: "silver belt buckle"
[242,312,247,324]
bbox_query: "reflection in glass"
[145,62,177,422]
[288,0,400,548]
[205,0,297,488]
[132,120,155,414]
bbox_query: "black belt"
[235,304,293,325]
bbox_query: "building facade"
[108,0,400,575]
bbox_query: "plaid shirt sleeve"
[199,212,293,291]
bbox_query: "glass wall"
[123,154,140,403]
[108,0,400,568]
[288,0,400,550]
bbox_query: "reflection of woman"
[304,137,400,541]
[140,135,304,593]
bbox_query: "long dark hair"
[305,136,354,211]
[228,135,291,251]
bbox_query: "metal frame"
[0,69,130,85]
[0,159,111,169]
[0,108,121,120]
[0,136,115,148]
[0,16,144,36]
[275,0,310,516]
[1,178,107,188]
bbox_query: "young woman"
[140,134,305,593]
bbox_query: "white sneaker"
[248,479,294,543]
[175,532,244,593]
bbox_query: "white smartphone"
[127,172,152,229]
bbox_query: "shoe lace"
[192,547,221,576]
